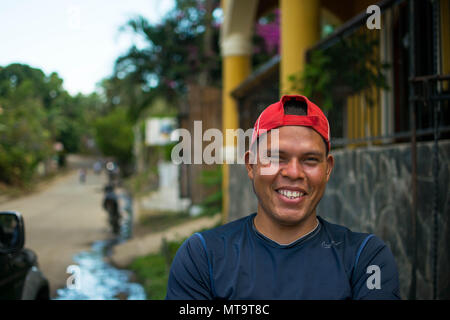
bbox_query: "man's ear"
[245,150,255,180]
[326,154,334,181]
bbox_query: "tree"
[253,8,280,67]
[0,66,52,185]
[113,0,222,120]
[0,63,103,185]
[94,107,134,167]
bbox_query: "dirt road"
[0,156,110,297]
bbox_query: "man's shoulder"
[318,216,379,248]
[318,217,396,278]
[195,213,254,246]
[204,214,253,236]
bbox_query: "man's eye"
[305,158,319,163]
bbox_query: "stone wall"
[228,139,450,299]
[228,164,257,222]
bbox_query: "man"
[166,95,400,299]
[103,184,121,235]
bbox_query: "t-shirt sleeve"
[165,233,213,300]
[351,235,401,300]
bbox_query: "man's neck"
[253,210,319,245]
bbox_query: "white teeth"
[277,189,304,199]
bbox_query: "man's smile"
[275,186,308,202]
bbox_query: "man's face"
[245,126,334,227]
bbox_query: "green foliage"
[0,63,102,186]
[252,8,280,68]
[137,212,193,233]
[289,32,390,110]
[125,165,159,197]
[160,237,182,269]
[128,220,223,299]
[161,142,178,162]
[0,97,51,185]
[198,165,222,216]
[113,0,222,119]
[129,237,185,299]
[129,252,169,300]
[94,107,134,164]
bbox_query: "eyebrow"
[302,152,324,157]
[267,150,324,157]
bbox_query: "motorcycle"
[102,185,121,235]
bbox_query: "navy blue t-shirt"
[166,214,400,300]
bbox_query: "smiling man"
[166,95,400,300]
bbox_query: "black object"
[0,211,50,300]
[103,186,121,235]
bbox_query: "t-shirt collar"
[250,213,321,248]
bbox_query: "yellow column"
[280,0,320,95]
[222,56,250,223]
[220,0,255,224]
[222,57,250,134]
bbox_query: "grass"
[128,221,223,300]
[137,211,192,233]
[129,211,190,299]
[132,210,206,239]
[129,253,170,300]
[128,210,194,299]
[129,237,185,300]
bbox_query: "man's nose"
[281,158,305,180]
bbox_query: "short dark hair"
[283,99,308,116]
[283,99,329,155]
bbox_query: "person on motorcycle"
[78,168,86,184]
[102,184,121,235]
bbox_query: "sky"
[0,0,174,95]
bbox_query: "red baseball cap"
[250,95,331,151]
